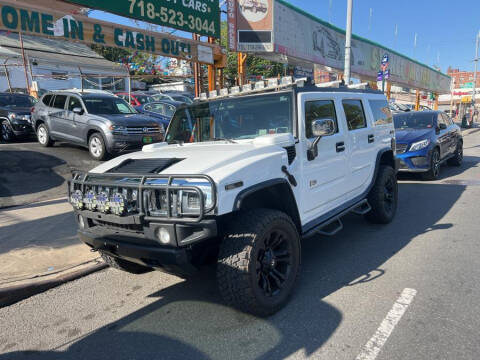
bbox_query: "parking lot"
[1,128,479,359]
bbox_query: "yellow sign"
[0,0,222,65]
[462,96,472,103]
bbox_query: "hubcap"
[432,151,440,177]
[38,126,47,144]
[90,137,102,157]
[1,123,11,140]
[256,230,292,297]
[384,177,395,214]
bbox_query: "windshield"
[0,95,37,108]
[394,113,434,129]
[84,97,137,115]
[166,92,293,143]
[171,95,193,104]
[147,103,177,117]
[135,95,154,104]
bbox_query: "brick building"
[447,67,480,88]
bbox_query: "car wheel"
[1,120,15,143]
[37,123,53,147]
[422,148,441,180]
[88,133,108,161]
[100,251,152,274]
[447,141,463,167]
[217,209,301,317]
[366,165,398,224]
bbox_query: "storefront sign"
[0,1,218,64]
[62,0,220,38]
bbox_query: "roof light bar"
[255,81,265,90]
[199,93,208,101]
[281,76,293,86]
[209,90,218,98]
[230,86,240,95]
[316,80,342,88]
[267,78,279,88]
[242,84,252,93]
[348,82,369,89]
[219,88,229,96]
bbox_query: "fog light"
[84,190,97,211]
[156,227,171,244]
[78,215,85,229]
[70,190,84,210]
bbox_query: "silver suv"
[32,91,165,160]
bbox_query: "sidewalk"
[0,198,106,307]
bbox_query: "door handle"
[368,134,375,143]
[336,142,345,152]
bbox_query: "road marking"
[355,288,417,360]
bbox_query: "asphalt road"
[1,130,480,360]
[0,139,102,208]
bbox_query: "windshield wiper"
[212,137,237,144]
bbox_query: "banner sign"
[0,1,219,64]
[62,0,220,38]
[228,0,451,93]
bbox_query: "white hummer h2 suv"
[69,78,398,316]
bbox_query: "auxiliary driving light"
[83,190,97,211]
[96,191,110,213]
[156,227,171,244]
[70,190,84,210]
[77,215,85,229]
[109,193,126,216]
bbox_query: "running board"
[304,199,370,238]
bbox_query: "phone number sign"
[64,0,220,38]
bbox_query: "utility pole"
[472,30,479,119]
[344,0,353,85]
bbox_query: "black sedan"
[0,92,37,143]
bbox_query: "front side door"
[299,95,349,222]
[341,98,377,196]
[64,96,88,144]
[442,113,457,155]
[436,113,450,159]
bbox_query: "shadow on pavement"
[0,151,66,199]
[1,183,466,360]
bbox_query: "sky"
[90,0,480,74]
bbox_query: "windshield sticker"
[116,103,131,113]
[258,129,267,136]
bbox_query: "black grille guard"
[68,171,217,224]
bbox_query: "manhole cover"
[442,179,480,186]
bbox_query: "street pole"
[472,30,479,123]
[343,0,353,85]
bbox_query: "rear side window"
[305,100,338,138]
[342,99,367,130]
[42,95,53,106]
[52,95,67,109]
[369,100,392,126]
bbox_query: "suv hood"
[97,114,159,127]
[91,141,289,184]
[3,107,31,116]
[395,128,434,143]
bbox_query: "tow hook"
[281,166,297,187]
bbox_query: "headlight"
[8,113,16,120]
[83,190,97,211]
[180,190,202,215]
[109,125,127,134]
[109,193,127,216]
[70,190,84,210]
[409,139,430,152]
[96,191,110,213]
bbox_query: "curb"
[0,262,108,308]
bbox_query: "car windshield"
[84,97,137,115]
[147,103,177,117]
[135,95,154,104]
[166,92,293,143]
[171,95,193,104]
[394,112,435,129]
[0,95,37,108]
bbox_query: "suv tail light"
[31,107,35,113]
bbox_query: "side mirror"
[438,123,447,130]
[73,107,84,115]
[308,119,336,161]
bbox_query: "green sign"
[64,0,220,38]
[461,82,474,89]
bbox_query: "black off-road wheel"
[447,141,463,167]
[1,120,15,143]
[217,209,301,317]
[421,148,441,180]
[100,251,153,274]
[365,165,398,224]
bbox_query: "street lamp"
[343,0,353,85]
[472,30,479,122]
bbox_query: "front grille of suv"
[125,127,161,135]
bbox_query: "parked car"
[9,87,47,97]
[394,111,463,180]
[167,93,193,104]
[139,100,184,128]
[68,78,398,316]
[0,92,37,142]
[32,91,164,160]
[115,92,154,111]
